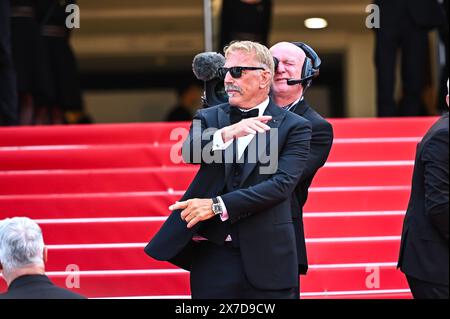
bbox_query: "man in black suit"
[0,0,18,126]
[270,42,334,288]
[0,217,85,299]
[397,80,449,299]
[374,0,446,117]
[145,41,312,299]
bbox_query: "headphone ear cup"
[302,57,313,79]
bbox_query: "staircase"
[0,117,437,299]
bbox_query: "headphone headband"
[292,42,321,70]
[291,42,321,88]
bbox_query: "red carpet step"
[0,266,410,299]
[0,165,413,195]
[42,240,402,272]
[0,117,436,147]
[0,189,411,219]
[36,213,404,245]
[0,141,418,171]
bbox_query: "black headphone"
[290,42,321,89]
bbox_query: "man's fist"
[222,116,272,143]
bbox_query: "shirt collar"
[238,97,270,117]
[284,96,303,111]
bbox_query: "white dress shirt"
[211,97,270,226]
[212,97,270,159]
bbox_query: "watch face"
[212,203,221,214]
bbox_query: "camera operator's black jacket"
[290,99,334,275]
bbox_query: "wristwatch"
[211,197,223,216]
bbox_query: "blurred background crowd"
[0,0,448,126]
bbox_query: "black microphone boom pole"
[286,74,316,86]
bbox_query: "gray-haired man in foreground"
[0,217,85,299]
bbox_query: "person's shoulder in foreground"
[0,274,85,299]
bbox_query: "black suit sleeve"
[181,109,220,165]
[221,120,312,223]
[300,120,333,181]
[422,129,449,241]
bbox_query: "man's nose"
[277,62,287,73]
[224,71,234,83]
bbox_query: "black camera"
[203,75,228,107]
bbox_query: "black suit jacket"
[290,100,334,275]
[374,0,446,29]
[0,275,86,299]
[145,100,312,290]
[398,113,449,286]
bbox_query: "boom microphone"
[192,52,226,81]
[192,52,228,107]
[286,74,317,86]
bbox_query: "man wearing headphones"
[270,42,334,294]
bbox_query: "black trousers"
[375,25,429,117]
[407,275,449,299]
[0,0,18,126]
[190,241,299,299]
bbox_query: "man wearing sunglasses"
[270,42,334,295]
[146,41,312,299]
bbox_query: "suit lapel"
[218,103,231,128]
[239,101,285,185]
[293,99,308,116]
[218,104,235,181]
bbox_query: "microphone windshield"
[192,52,226,82]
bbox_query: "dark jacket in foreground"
[0,275,86,299]
[398,113,449,286]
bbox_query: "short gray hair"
[0,217,45,273]
[224,41,275,77]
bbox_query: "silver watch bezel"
[212,202,222,215]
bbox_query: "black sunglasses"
[218,66,265,79]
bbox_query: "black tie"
[229,107,259,125]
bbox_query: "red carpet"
[0,117,438,299]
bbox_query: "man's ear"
[43,246,48,264]
[260,70,272,89]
